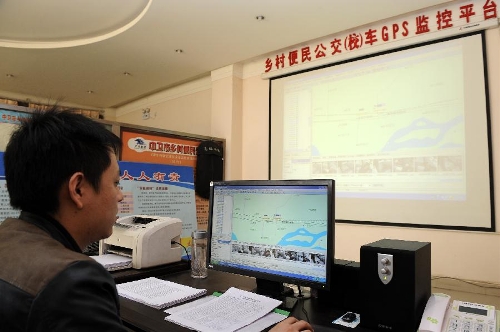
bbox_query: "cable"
[172,240,190,262]
[295,285,310,323]
[431,276,500,290]
[301,301,310,323]
[296,285,310,323]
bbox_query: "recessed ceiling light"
[123,72,131,76]
[5,74,14,78]
[175,49,183,53]
[255,15,265,21]
[87,90,94,94]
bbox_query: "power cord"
[432,276,500,290]
[172,240,190,262]
[300,300,310,323]
[296,285,310,323]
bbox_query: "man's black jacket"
[0,211,127,331]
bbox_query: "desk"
[119,269,376,332]
[111,260,190,284]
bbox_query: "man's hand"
[269,317,314,332]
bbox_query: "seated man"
[0,108,314,332]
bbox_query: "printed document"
[236,311,287,332]
[165,295,217,315]
[164,293,287,332]
[165,287,282,332]
[117,277,207,309]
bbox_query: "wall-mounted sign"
[118,161,197,251]
[121,130,200,167]
[263,0,498,76]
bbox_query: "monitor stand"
[253,278,298,311]
[295,286,311,300]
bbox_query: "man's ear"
[68,172,85,209]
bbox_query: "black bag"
[195,141,223,199]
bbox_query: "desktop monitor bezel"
[206,179,335,292]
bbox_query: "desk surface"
[111,260,190,284]
[119,269,374,332]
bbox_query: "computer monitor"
[206,179,334,306]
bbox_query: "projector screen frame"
[269,31,495,232]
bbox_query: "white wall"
[114,77,213,136]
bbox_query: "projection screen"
[270,32,494,230]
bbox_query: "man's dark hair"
[4,108,122,214]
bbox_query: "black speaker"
[360,239,431,332]
[317,259,360,312]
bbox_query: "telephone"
[418,293,497,332]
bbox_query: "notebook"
[117,277,207,309]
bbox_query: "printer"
[100,215,183,269]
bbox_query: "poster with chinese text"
[0,152,21,224]
[120,130,210,230]
[118,161,197,253]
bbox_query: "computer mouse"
[341,312,357,323]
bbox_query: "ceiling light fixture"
[87,90,94,94]
[5,74,14,78]
[0,0,154,49]
[175,49,183,53]
[123,71,131,76]
[255,15,265,21]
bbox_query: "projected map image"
[230,193,327,252]
[272,33,492,228]
[310,110,465,155]
[308,52,465,157]
[278,40,469,201]
[381,115,464,152]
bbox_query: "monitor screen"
[206,179,335,300]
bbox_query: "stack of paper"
[91,253,132,271]
[117,277,207,309]
[165,287,287,332]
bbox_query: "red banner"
[263,0,498,75]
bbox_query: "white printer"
[99,215,183,269]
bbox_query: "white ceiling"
[0,0,452,110]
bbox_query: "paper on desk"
[165,294,288,331]
[236,311,287,332]
[165,287,282,332]
[164,295,217,314]
[117,277,207,309]
[90,254,132,271]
